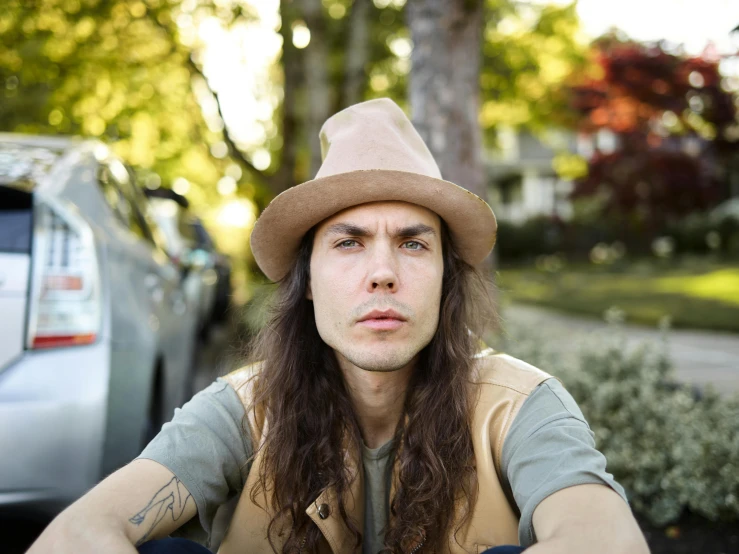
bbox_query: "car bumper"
[0,341,111,514]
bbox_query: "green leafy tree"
[480,0,591,141]
[0,0,245,206]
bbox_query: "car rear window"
[0,186,33,253]
[0,142,63,254]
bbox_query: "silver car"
[144,189,218,340]
[0,134,199,517]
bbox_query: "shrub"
[493,320,739,527]
[655,213,739,259]
[496,217,564,262]
[664,214,715,256]
[497,211,739,263]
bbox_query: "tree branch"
[184,55,283,195]
[145,6,284,197]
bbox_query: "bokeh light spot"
[688,71,705,88]
[217,175,237,196]
[292,21,310,49]
[251,149,271,170]
[210,141,228,159]
[48,109,63,126]
[173,177,191,195]
[328,4,346,19]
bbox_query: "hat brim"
[250,169,497,281]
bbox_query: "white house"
[484,127,618,223]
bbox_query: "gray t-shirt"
[137,377,627,550]
[362,439,395,554]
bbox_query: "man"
[29,98,649,554]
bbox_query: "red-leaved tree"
[568,36,738,233]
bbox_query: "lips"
[357,309,407,331]
[357,309,407,322]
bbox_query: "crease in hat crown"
[316,98,443,180]
[250,97,497,282]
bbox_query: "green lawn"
[496,262,739,333]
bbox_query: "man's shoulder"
[221,361,264,406]
[472,349,558,398]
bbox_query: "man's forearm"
[27,459,198,553]
[523,530,650,554]
[27,509,140,554]
[528,484,650,554]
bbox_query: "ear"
[305,277,313,300]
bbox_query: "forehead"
[314,201,441,234]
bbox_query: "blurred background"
[0,0,738,552]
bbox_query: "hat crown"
[315,98,443,180]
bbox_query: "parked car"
[142,188,219,339]
[0,134,199,518]
[190,217,232,324]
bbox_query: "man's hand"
[525,484,650,554]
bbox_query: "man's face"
[308,201,444,372]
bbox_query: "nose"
[366,243,398,292]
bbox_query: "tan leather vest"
[218,350,556,554]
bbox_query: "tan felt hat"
[250,97,497,281]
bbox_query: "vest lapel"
[306,441,365,554]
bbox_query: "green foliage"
[497,212,739,263]
[0,0,240,203]
[326,0,591,136]
[481,0,591,143]
[496,216,623,262]
[1,0,590,196]
[665,213,739,258]
[496,323,739,526]
[361,1,408,105]
[496,217,564,261]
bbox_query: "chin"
[340,346,418,373]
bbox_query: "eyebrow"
[324,222,437,239]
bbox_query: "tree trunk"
[339,0,371,109]
[406,0,498,297]
[406,0,498,310]
[407,0,485,200]
[299,0,332,179]
[274,0,304,194]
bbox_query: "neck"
[335,352,416,449]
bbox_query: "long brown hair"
[243,220,497,554]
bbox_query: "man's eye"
[402,240,424,250]
[338,239,359,248]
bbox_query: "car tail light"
[26,197,101,349]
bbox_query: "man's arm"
[501,378,641,549]
[27,459,198,553]
[525,483,650,554]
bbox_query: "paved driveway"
[502,304,739,398]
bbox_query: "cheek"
[422,274,444,313]
[310,268,354,323]
[408,258,443,292]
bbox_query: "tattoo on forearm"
[129,476,193,546]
